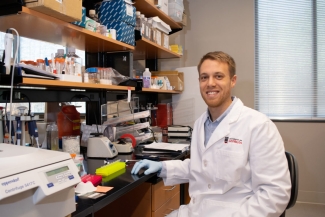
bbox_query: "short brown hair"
[197,51,236,77]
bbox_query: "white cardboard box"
[162,33,169,49]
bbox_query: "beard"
[200,90,231,109]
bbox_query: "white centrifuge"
[0,143,81,217]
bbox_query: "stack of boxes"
[96,0,136,46]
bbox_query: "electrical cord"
[8,28,19,145]
[147,127,157,143]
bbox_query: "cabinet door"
[152,192,180,217]
[152,181,180,211]
[95,182,152,217]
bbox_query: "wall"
[160,0,325,204]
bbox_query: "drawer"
[152,191,180,217]
[152,181,180,211]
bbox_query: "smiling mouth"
[206,91,220,96]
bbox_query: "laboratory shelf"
[134,0,182,30]
[134,38,181,60]
[0,7,134,53]
[20,78,135,91]
[142,87,182,93]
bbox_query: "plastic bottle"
[53,49,65,74]
[143,68,151,88]
[66,47,82,76]
[136,11,142,31]
[55,49,65,58]
[89,9,99,22]
[84,69,89,83]
[87,67,99,83]
[144,17,149,39]
[46,122,59,151]
[57,105,81,139]
[140,14,145,36]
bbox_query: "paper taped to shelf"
[24,0,82,22]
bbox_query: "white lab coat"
[161,99,291,217]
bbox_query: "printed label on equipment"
[0,174,38,200]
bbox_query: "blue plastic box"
[71,7,86,28]
[96,0,136,27]
[104,21,135,46]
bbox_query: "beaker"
[62,135,80,155]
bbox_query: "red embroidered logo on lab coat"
[225,137,242,144]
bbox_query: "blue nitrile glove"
[131,159,162,175]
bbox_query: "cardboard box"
[71,7,86,28]
[24,0,82,22]
[162,33,169,49]
[96,0,136,27]
[104,21,135,46]
[155,30,162,46]
[152,71,184,91]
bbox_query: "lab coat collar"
[203,99,244,151]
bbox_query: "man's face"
[199,59,237,109]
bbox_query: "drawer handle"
[164,185,176,191]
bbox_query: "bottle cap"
[67,47,76,53]
[89,10,96,16]
[57,49,64,55]
[145,68,149,71]
[87,67,98,73]
[136,11,140,15]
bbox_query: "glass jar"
[87,67,99,83]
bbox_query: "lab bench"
[71,149,190,217]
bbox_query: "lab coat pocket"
[215,149,245,182]
[202,199,240,217]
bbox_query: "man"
[131,51,291,217]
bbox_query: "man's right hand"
[131,159,162,175]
